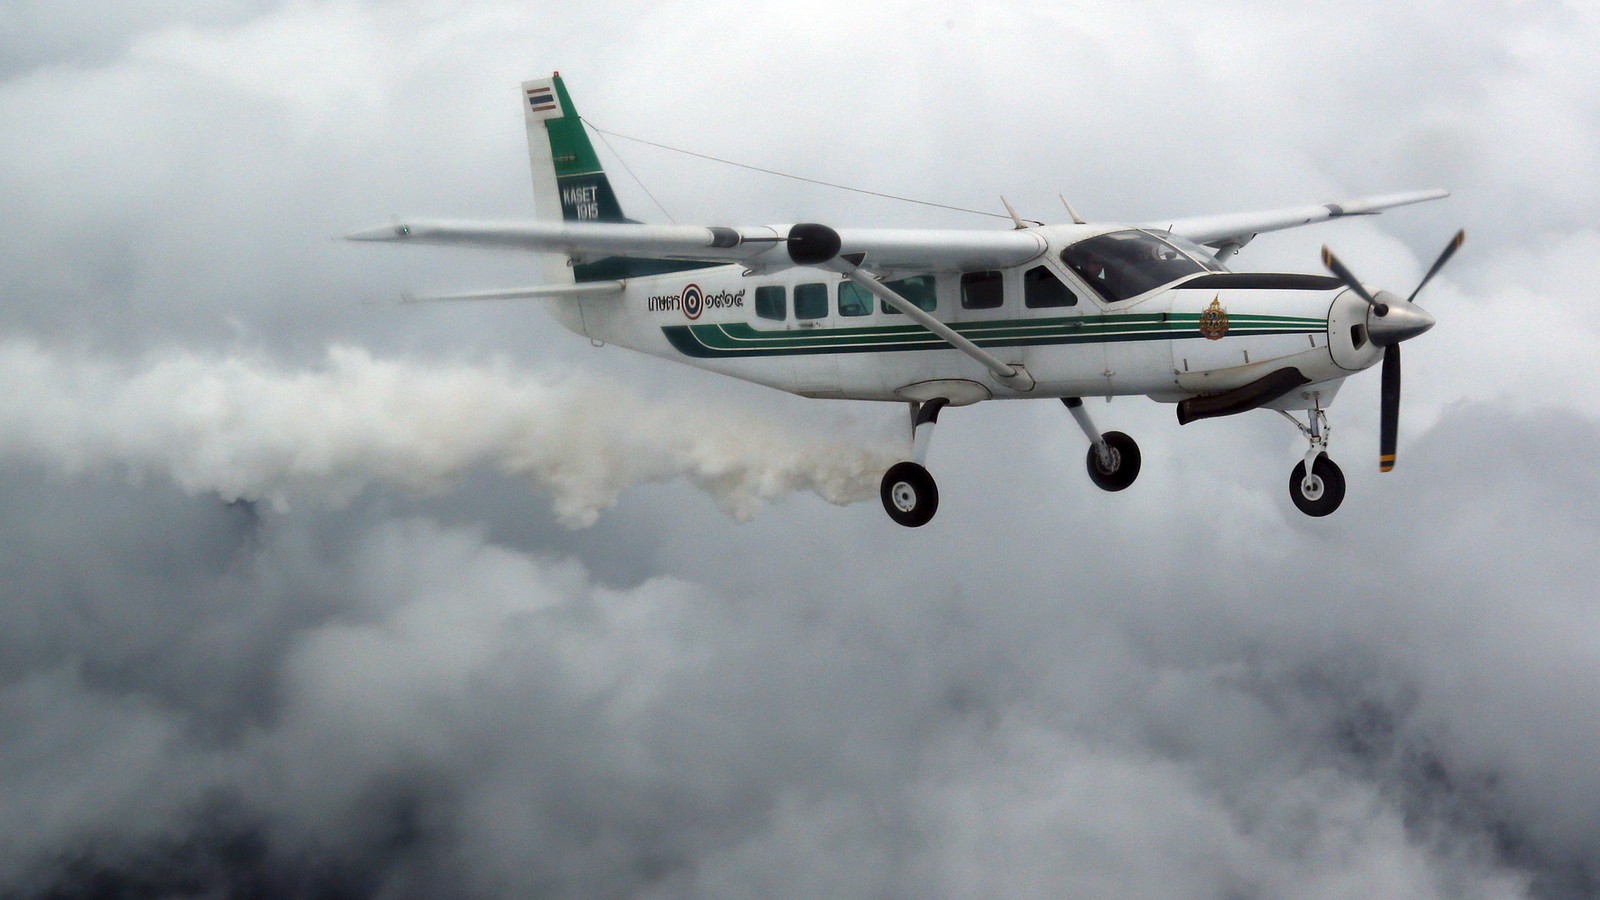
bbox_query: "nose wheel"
[1289,452,1345,517]
[1280,407,1345,516]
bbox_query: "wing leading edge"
[1151,188,1450,251]
[345,219,1049,273]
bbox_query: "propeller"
[1321,230,1464,472]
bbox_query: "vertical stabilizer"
[522,73,717,284]
[523,74,629,284]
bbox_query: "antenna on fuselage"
[1059,194,1087,225]
[1001,196,1028,229]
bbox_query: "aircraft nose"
[1366,290,1435,346]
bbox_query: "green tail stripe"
[544,73,689,281]
[547,75,603,178]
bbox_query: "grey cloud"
[0,2,286,78]
[1,0,1599,897]
[4,399,1591,896]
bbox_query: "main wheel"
[880,461,938,527]
[1289,453,1345,517]
[1085,431,1141,492]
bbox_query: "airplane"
[349,72,1461,526]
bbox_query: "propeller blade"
[1405,228,1466,305]
[1380,344,1401,472]
[1321,245,1385,312]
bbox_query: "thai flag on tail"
[526,85,557,112]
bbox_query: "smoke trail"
[0,341,898,526]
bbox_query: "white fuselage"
[552,228,1383,410]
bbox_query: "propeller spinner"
[1321,230,1464,471]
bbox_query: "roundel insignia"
[682,283,704,320]
[1199,294,1230,341]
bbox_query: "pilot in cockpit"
[1069,251,1117,299]
[1073,253,1107,283]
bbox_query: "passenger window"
[880,275,937,314]
[755,285,786,320]
[794,283,828,320]
[1024,265,1078,308]
[960,271,1004,309]
[838,282,873,317]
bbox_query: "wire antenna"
[590,125,677,224]
[582,119,1012,222]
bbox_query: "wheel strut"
[1063,397,1112,468]
[1064,398,1140,492]
[1278,405,1345,516]
[882,398,949,527]
[910,398,948,466]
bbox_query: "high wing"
[346,219,1048,273]
[1149,188,1449,253]
[348,188,1447,272]
[352,73,1448,281]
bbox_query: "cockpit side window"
[1060,230,1208,303]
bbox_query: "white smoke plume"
[0,341,897,526]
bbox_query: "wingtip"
[345,223,412,242]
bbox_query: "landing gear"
[1279,406,1345,516]
[1086,431,1141,491]
[879,398,948,527]
[1290,453,1345,517]
[880,461,938,527]
[1064,398,1140,492]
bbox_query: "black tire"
[1085,431,1141,492]
[1289,453,1346,517]
[880,461,938,527]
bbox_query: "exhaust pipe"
[1177,368,1311,425]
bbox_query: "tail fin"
[521,74,720,284]
[523,74,629,226]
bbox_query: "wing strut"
[827,257,1035,392]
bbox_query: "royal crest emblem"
[1199,295,1230,341]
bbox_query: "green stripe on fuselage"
[660,313,1324,359]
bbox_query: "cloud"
[2,0,1600,897]
[3,425,1587,896]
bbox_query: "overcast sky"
[1,1,1598,897]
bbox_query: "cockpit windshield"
[1059,230,1224,303]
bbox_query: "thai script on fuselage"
[562,185,600,220]
[648,283,744,320]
